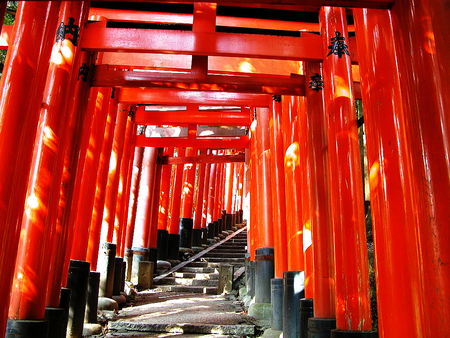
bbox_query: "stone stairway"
[101,226,256,338]
[152,228,247,295]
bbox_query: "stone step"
[156,285,218,294]
[211,248,247,252]
[157,277,219,287]
[109,322,255,336]
[204,252,246,258]
[171,272,219,279]
[181,266,218,273]
[200,257,245,263]
[188,262,243,268]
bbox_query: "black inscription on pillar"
[56,17,80,46]
[77,63,89,82]
[327,31,349,58]
[111,87,116,99]
[309,73,324,92]
[272,95,281,103]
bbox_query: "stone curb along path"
[100,226,255,338]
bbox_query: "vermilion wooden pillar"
[157,147,174,231]
[237,162,245,216]
[9,1,87,320]
[132,147,159,250]
[269,97,288,278]
[69,87,111,262]
[297,96,313,298]
[168,147,186,235]
[86,91,119,270]
[249,119,258,260]
[0,2,59,333]
[201,150,212,244]
[390,0,450,335]
[304,62,336,320]
[180,147,197,219]
[225,162,235,214]
[255,107,274,249]
[282,96,304,272]
[124,147,145,264]
[320,6,372,333]
[353,9,425,337]
[117,113,136,257]
[193,149,207,246]
[46,30,93,309]
[214,151,225,222]
[206,161,217,224]
[104,103,130,244]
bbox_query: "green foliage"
[0,2,18,69]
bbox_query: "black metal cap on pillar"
[271,278,284,331]
[300,298,314,338]
[207,222,215,239]
[148,248,158,273]
[66,259,91,338]
[308,318,337,338]
[99,243,116,298]
[255,247,274,304]
[157,229,169,260]
[283,270,305,338]
[167,233,180,260]
[179,218,194,248]
[6,319,49,338]
[85,272,100,324]
[192,228,203,247]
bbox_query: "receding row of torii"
[0,1,449,338]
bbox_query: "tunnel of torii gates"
[0,0,449,337]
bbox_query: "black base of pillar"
[218,218,223,233]
[113,257,123,296]
[245,256,256,298]
[167,233,180,260]
[148,247,158,273]
[270,278,284,331]
[59,287,71,332]
[308,318,336,338]
[157,229,169,260]
[99,243,116,298]
[45,307,65,338]
[207,223,215,239]
[283,270,305,338]
[226,213,232,230]
[331,330,379,338]
[6,319,49,338]
[214,220,219,237]
[179,218,194,248]
[300,298,313,338]
[201,227,208,244]
[255,247,274,303]
[192,228,203,247]
[124,248,133,282]
[131,247,149,284]
[66,260,91,338]
[86,272,100,324]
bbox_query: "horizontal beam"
[92,67,306,95]
[120,88,271,106]
[86,1,393,10]
[135,106,251,126]
[89,8,356,32]
[81,27,323,61]
[162,153,245,164]
[135,134,250,148]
